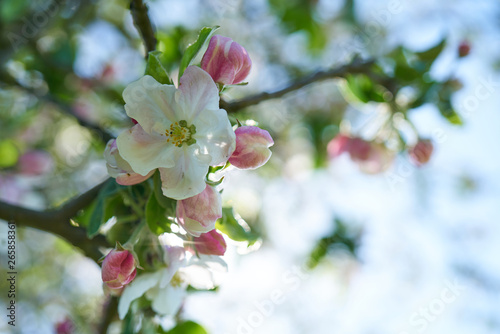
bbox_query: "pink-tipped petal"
[409,139,434,166]
[229,126,273,170]
[201,35,252,85]
[101,248,138,289]
[176,184,222,236]
[193,230,227,256]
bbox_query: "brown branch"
[130,0,157,57]
[0,179,112,262]
[98,296,119,334]
[42,94,115,143]
[220,59,377,113]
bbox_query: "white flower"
[118,246,227,319]
[116,66,236,200]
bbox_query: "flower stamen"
[165,120,197,147]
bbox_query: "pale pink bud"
[104,139,153,185]
[101,248,137,289]
[18,150,53,175]
[229,126,274,169]
[458,41,471,58]
[356,142,395,174]
[194,230,227,256]
[409,139,433,166]
[176,184,222,237]
[327,134,350,158]
[201,35,252,85]
[55,317,74,334]
[347,137,372,162]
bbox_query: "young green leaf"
[166,321,208,334]
[216,207,259,245]
[145,192,171,235]
[87,180,122,238]
[415,39,446,62]
[178,26,219,81]
[152,170,176,212]
[145,51,172,85]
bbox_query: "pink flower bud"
[18,150,53,175]
[327,134,350,158]
[176,184,222,237]
[201,35,252,85]
[328,135,394,174]
[229,126,274,169]
[193,230,227,256]
[356,142,394,174]
[458,41,471,58]
[409,139,433,166]
[101,248,137,289]
[104,139,153,185]
[346,137,372,162]
[55,317,74,334]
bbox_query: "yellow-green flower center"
[166,120,196,147]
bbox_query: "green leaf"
[415,39,446,62]
[178,26,219,81]
[145,51,172,85]
[394,63,421,83]
[0,139,19,168]
[216,207,258,245]
[145,192,171,235]
[152,171,176,212]
[438,101,463,125]
[166,321,208,334]
[307,219,358,269]
[345,74,386,103]
[87,180,122,238]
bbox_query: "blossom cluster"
[328,133,434,173]
[100,35,272,319]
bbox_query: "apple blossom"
[328,135,394,174]
[104,139,154,186]
[201,35,252,85]
[116,66,235,200]
[458,41,471,58]
[176,184,222,237]
[101,247,137,289]
[229,126,274,169]
[355,142,394,174]
[193,229,227,256]
[326,133,351,158]
[55,317,74,334]
[409,139,434,166]
[18,150,53,175]
[118,246,226,319]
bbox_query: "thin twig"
[0,179,112,262]
[220,59,377,113]
[130,0,157,57]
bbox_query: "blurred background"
[1,0,500,333]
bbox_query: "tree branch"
[130,0,157,57]
[98,296,119,334]
[220,59,377,113]
[42,94,115,143]
[0,179,112,262]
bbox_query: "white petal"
[118,271,162,319]
[123,75,179,134]
[158,147,208,200]
[182,255,228,289]
[176,66,220,123]
[193,108,236,165]
[116,124,178,176]
[151,285,186,316]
